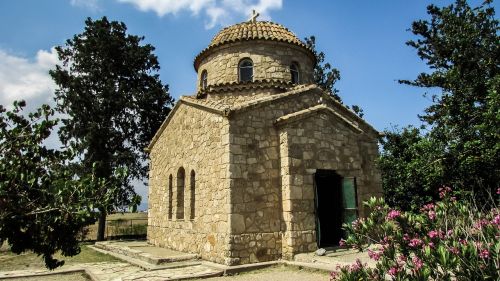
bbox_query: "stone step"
[89,245,207,272]
[93,241,198,265]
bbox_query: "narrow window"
[176,167,185,220]
[239,58,253,82]
[290,62,300,84]
[190,170,196,220]
[200,70,208,90]
[168,175,173,220]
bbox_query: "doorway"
[314,170,358,248]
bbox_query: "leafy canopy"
[0,101,121,269]
[379,0,499,210]
[49,17,174,239]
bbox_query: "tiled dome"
[194,21,313,71]
[209,21,306,48]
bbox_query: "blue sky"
[1,0,496,209]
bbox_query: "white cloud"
[117,0,283,28]
[0,48,58,110]
[70,0,102,12]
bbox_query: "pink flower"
[479,249,489,259]
[387,210,401,220]
[409,238,423,248]
[368,249,381,261]
[329,271,338,280]
[492,215,500,226]
[439,186,452,198]
[496,188,500,195]
[403,234,410,241]
[449,247,459,255]
[412,256,423,271]
[423,203,435,210]
[339,239,346,246]
[388,267,399,276]
[427,210,436,220]
[428,230,439,239]
[350,259,364,271]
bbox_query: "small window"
[239,58,253,82]
[190,170,196,220]
[168,175,173,220]
[290,62,300,84]
[200,70,208,90]
[176,167,185,220]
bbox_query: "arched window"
[200,70,208,90]
[190,170,196,220]
[239,58,253,82]
[176,167,185,220]
[290,62,300,84]
[168,175,173,220]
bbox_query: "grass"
[0,243,119,271]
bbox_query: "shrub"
[331,187,500,281]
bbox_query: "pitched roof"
[146,85,379,152]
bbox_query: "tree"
[50,17,174,241]
[305,36,364,118]
[0,101,121,269]
[380,0,499,210]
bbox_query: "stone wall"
[277,109,382,258]
[147,103,231,264]
[148,87,382,265]
[226,88,382,263]
[196,41,314,92]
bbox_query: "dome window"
[290,62,300,84]
[200,70,208,90]
[239,58,253,82]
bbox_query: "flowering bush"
[331,187,500,281]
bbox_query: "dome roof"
[209,21,305,48]
[194,21,314,71]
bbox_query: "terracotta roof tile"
[194,21,314,71]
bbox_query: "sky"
[1,0,496,210]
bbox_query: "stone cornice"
[274,104,364,134]
[197,79,293,97]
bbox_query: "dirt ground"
[190,265,331,281]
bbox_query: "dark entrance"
[314,170,358,248]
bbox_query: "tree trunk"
[97,208,107,241]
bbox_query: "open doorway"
[314,170,358,248]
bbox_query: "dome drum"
[194,21,316,96]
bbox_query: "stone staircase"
[92,241,223,274]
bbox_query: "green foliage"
[333,188,500,281]
[49,17,174,238]
[304,35,341,101]
[380,0,499,210]
[0,101,121,269]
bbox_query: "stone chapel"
[146,17,382,266]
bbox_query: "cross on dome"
[248,10,260,23]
